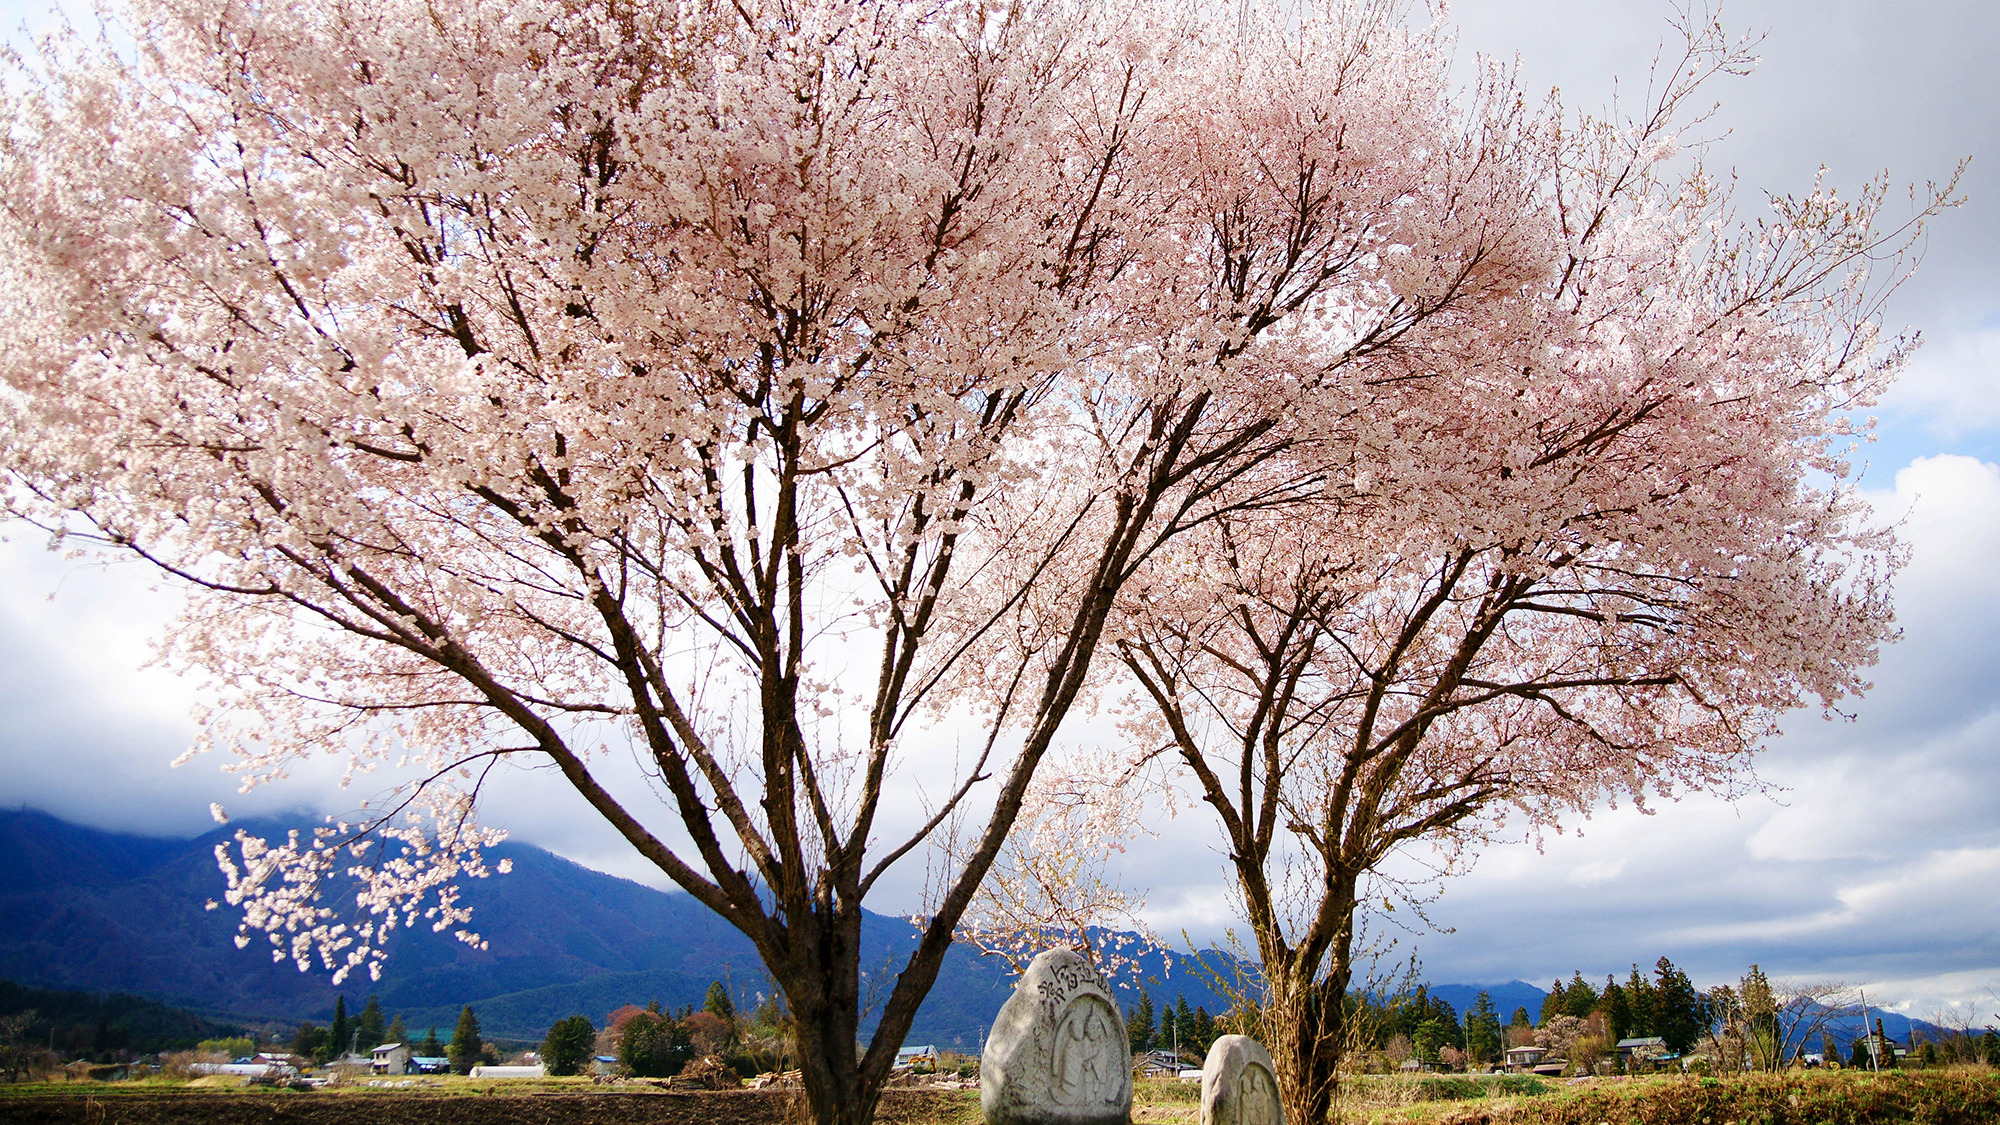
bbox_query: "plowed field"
[0,1090,978,1125]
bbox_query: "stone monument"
[1200,1035,1283,1125]
[981,948,1133,1125]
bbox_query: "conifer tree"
[1600,977,1630,1042]
[704,982,736,1024]
[326,997,350,1061]
[291,1023,327,1060]
[420,1028,444,1058]
[385,1015,407,1047]
[1651,958,1702,1055]
[1538,982,1565,1027]
[448,1006,483,1075]
[356,996,386,1052]
[1564,972,1599,1019]
[1466,992,1501,1064]
[1175,997,1198,1057]
[1127,994,1156,1053]
[1623,965,1658,1038]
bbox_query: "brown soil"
[0,1089,978,1125]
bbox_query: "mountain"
[1810,1005,1947,1052]
[1428,981,1549,1024]
[0,808,1239,1046]
[0,979,240,1054]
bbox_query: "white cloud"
[1566,859,1628,886]
[1883,329,2000,440]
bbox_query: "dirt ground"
[0,1089,980,1125]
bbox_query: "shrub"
[542,1015,596,1077]
[619,1013,694,1078]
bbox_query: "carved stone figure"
[1201,1035,1284,1125]
[982,948,1133,1125]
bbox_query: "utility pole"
[1857,989,1880,1073]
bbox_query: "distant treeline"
[1119,956,1716,1070]
[0,979,238,1058]
[1533,956,1708,1049]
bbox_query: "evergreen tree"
[543,1015,597,1076]
[1652,958,1702,1055]
[326,996,350,1061]
[1508,1007,1532,1031]
[1564,971,1599,1019]
[1127,994,1155,1053]
[1980,1028,1998,1066]
[1160,1004,1176,1053]
[1194,1007,1216,1051]
[1600,976,1630,1042]
[1466,991,1502,1065]
[356,996,386,1052]
[1740,964,1780,1070]
[1821,1032,1840,1065]
[420,1027,444,1058]
[1413,1018,1446,1066]
[1625,964,1658,1038]
[1424,993,1464,1044]
[385,1015,407,1046]
[291,1022,327,1060]
[703,981,736,1024]
[1175,996,1197,1057]
[448,1006,483,1075]
[1538,981,1565,1026]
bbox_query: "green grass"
[1341,1067,2000,1125]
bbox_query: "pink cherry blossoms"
[0,0,1954,1122]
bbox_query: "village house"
[370,1042,413,1075]
[1615,1037,1671,1070]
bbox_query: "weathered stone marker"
[1200,1035,1283,1125]
[981,948,1133,1125]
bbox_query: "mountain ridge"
[0,808,1241,1045]
[2,809,1947,1052]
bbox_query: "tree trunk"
[1255,880,1360,1125]
[773,901,882,1125]
[1264,967,1336,1125]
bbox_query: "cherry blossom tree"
[0,0,1544,1122]
[944,759,1166,982]
[1095,17,1957,1125]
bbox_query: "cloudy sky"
[2,0,1997,1026]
